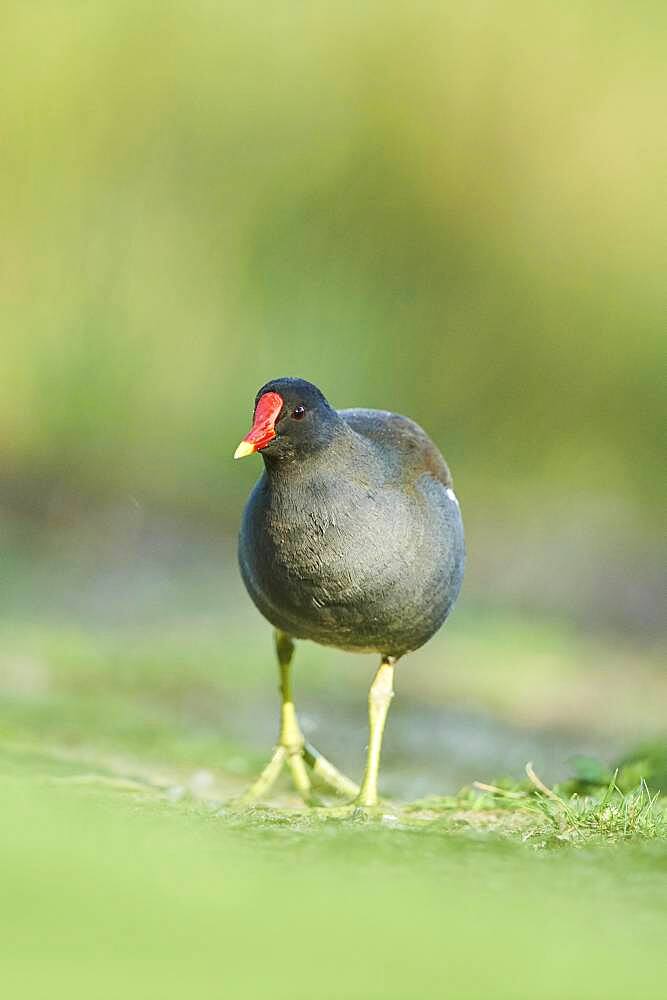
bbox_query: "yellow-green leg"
[356,656,396,808]
[276,632,313,802]
[235,630,360,806]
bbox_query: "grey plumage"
[238,380,464,659]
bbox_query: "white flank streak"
[446,488,459,506]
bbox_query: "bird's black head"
[234,377,341,466]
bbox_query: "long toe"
[302,742,359,800]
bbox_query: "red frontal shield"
[234,391,284,458]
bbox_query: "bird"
[233,376,464,810]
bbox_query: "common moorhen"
[234,377,464,808]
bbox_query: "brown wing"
[339,408,452,488]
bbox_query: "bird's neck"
[263,422,375,491]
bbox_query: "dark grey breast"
[239,406,465,658]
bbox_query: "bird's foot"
[229,740,359,810]
[301,742,359,800]
[313,799,399,823]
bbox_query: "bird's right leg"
[275,630,313,802]
[234,630,359,806]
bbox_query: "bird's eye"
[291,405,306,420]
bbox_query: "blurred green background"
[2,1,665,614]
[1,3,665,997]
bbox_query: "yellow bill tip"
[234,440,256,460]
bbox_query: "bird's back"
[339,408,453,488]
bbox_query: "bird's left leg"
[313,656,397,820]
[356,655,396,808]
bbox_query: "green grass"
[414,766,666,848]
[1,609,665,999]
[2,767,666,1000]
[1,611,665,827]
